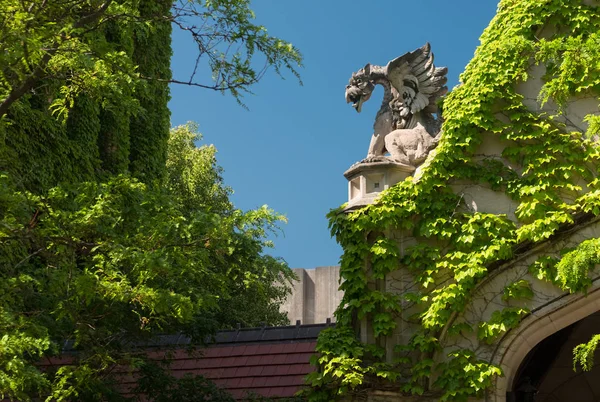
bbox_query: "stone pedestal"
[344,160,414,210]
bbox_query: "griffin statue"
[345,43,448,168]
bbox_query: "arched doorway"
[510,311,600,401]
[488,283,600,402]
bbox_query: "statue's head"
[345,63,375,113]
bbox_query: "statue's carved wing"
[386,43,448,115]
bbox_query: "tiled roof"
[176,340,317,399]
[26,323,328,401]
[149,323,329,400]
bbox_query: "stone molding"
[486,279,600,402]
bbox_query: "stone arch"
[487,280,600,402]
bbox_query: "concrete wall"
[280,266,343,324]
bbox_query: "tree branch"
[74,0,114,29]
[0,0,114,118]
[14,248,44,270]
[140,75,253,92]
[0,54,50,117]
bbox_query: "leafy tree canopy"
[0,0,302,118]
[0,123,294,400]
[0,0,302,400]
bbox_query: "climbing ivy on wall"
[0,1,174,191]
[129,0,172,182]
[308,0,600,400]
[96,17,136,176]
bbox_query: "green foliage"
[166,123,232,215]
[0,0,302,118]
[129,0,172,182]
[306,326,400,400]
[1,1,302,400]
[0,316,51,400]
[502,280,534,302]
[555,237,600,293]
[1,0,145,189]
[1,0,303,189]
[0,124,294,400]
[528,255,559,282]
[134,361,238,401]
[307,327,367,395]
[433,350,502,401]
[98,105,131,175]
[312,0,600,400]
[164,123,293,325]
[170,0,303,102]
[573,334,600,372]
[0,0,141,118]
[477,307,529,344]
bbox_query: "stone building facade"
[280,266,343,325]
[330,2,600,400]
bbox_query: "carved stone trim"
[343,162,415,211]
[344,160,415,179]
[487,280,600,402]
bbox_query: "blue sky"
[168,1,500,269]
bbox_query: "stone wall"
[280,266,343,324]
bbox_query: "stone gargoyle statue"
[345,43,448,168]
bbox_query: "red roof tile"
[263,376,280,388]
[278,375,305,387]
[269,343,286,354]
[226,377,241,389]
[285,353,308,365]
[296,342,317,353]
[259,365,275,377]
[247,366,263,376]
[234,366,251,377]
[218,346,235,357]
[256,345,273,355]
[275,386,299,397]
[229,389,245,399]
[288,363,313,375]
[267,354,288,365]
[237,377,254,388]
[31,324,328,401]
[245,355,262,365]
[155,340,319,400]
[243,344,260,355]
[251,377,268,387]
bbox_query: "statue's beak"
[345,88,363,113]
[352,97,363,113]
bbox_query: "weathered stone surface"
[342,44,448,207]
[344,161,414,210]
[344,43,448,168]
[516,63,600,135]
[449,183,519,222]
[280,266,342,324]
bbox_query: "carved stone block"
[343,161,414,210]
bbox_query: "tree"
[0,124,294,400]
[165,123,293,330]
[1,0,302,187]
[0,1,301,400]
[0,0,302,118]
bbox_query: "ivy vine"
[308,0,600,400]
